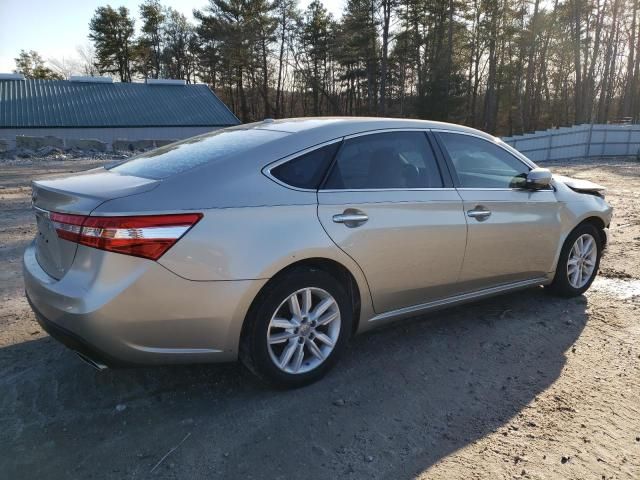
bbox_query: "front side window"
[438,132,530,188]
[323,131,443,189]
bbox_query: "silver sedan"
[24,118,613,387]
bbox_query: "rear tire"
[546,223,602,297]
[240,268,352,388]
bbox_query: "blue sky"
[0,0,346,73]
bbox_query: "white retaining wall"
[502,124,640,162]
[0,126,220,151]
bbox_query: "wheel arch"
[576,215,607,248]
[546,216,605,296]
[551,214,609,277]
[240,257,365,346]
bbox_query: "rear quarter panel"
[157,204,377,332]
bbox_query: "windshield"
[109,128,287,179]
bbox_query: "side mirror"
[526,168,552,190]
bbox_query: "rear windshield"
[109,129,287,179]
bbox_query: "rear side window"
[270,143,340,189]
[323,131,443,189]
[110,129,287,179]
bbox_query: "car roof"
[231,117,497,142]
[116,117,528,210]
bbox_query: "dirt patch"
[0,158,639,479]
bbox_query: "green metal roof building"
[0,75,240,152]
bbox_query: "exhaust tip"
[75,351,108,371]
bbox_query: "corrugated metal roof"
[0,79,240,128]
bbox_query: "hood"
[553,174,606,196]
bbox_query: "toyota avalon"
[24,118,613,387]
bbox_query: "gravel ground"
[0,158,639,479]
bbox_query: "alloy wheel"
[567,233,597,289]
[267,287,341,374]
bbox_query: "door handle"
[332,210,369,227]
[467,207,492,221]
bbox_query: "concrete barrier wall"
[502,124,640,162]
[0,126,220,152]
[6,124,635,161]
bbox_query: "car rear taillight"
[49,212,202,260]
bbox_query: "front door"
[317,130,467,314]
[435,131,562,292]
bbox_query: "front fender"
[550,181,613,273]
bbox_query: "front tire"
[240,268,352,388]
[547,223,602,297]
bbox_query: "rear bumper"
[28,295,116,368]
[23,242,266,366]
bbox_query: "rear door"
[317,130,467,314]
[434,131,562,291]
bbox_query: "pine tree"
[138,0,165,79]
[89,6,136,82]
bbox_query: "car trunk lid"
[31,168,159,279]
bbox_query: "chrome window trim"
[455,187,555,192]
[455,188,518,191]
[262,138,344,192]
[319,187,457,193]
[342,127,430,139]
